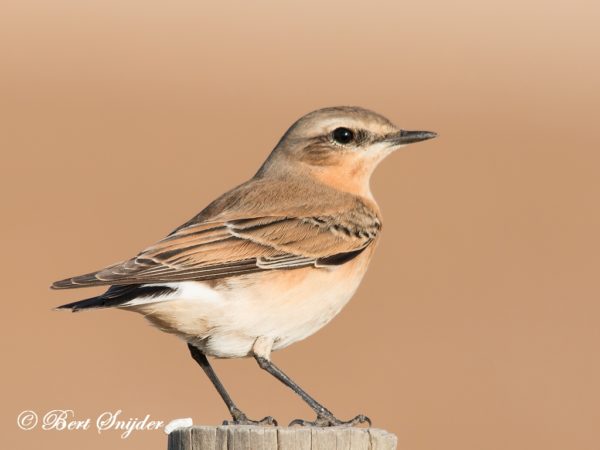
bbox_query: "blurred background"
[1,0,599,449]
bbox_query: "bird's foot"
[224,407,277,426]
[289,413,371,427]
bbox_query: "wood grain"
[168,426,397,450]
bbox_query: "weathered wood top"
[168,425,397,450]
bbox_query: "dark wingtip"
[51,278,75,290]
[51,276,97,290]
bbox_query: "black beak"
[387,130,438,145]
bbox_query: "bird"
[53,106,436,427]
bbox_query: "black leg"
[188,344,277,425]
[255,356,371,427]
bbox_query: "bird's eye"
[332,127,355,144]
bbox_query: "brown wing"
[51,213,380,289]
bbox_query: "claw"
[289,418,310,427]
[225,408,278,426]
[347,414,371,427]
[223,416,278,426]
[289,413,371,427]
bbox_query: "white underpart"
[125,259,371,359]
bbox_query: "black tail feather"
[56,296,109,312]
[55,284,176,312]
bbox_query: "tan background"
[1,0,599,449]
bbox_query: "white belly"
[126,256,370,358]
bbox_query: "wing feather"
[52,209,380,289]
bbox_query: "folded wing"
[52,212,380,289]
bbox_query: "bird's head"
[258,106,437,197]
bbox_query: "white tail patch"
[120,281,223,307]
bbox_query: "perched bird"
[53,106,436,426]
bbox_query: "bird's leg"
[187,344,277,426]
[254,356,371,427]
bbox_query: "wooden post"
[168,425,397,450]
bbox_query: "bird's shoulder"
[173,175,382,234]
